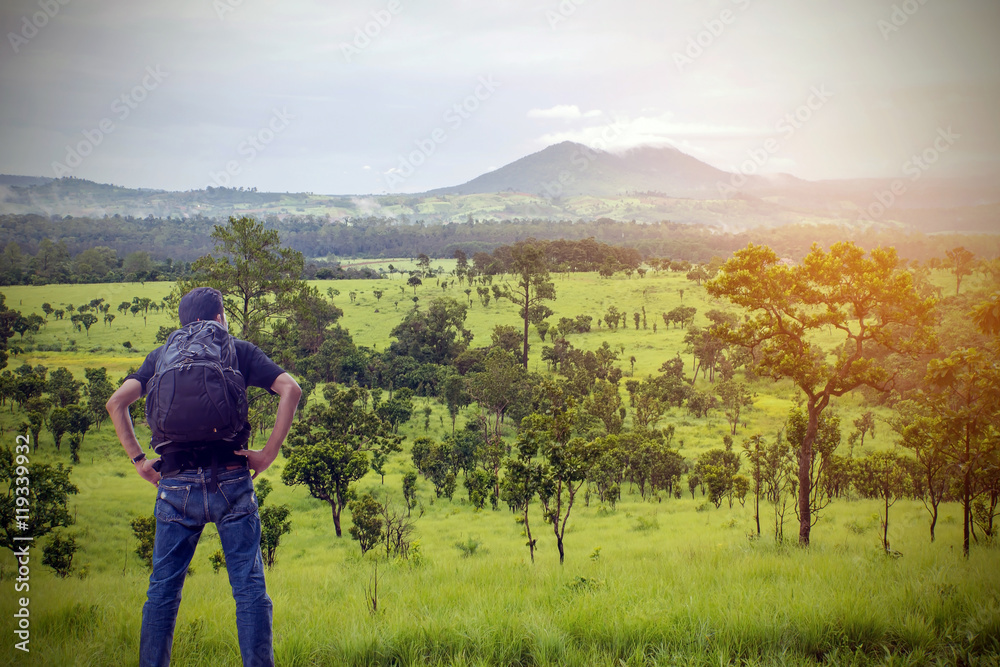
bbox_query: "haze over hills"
[1,142,998,233]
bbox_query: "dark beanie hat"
[178,287,224,325]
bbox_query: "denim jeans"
[139,467,273,667]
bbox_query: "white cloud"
[536,113,767,152]
[527,104,602,120]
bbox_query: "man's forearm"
[107,379,144,459]
[261,374,302,460]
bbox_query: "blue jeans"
[140,467,273,667]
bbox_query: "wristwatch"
[131,452,146,464]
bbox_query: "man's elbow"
[107,380,140,415]
[276,374,302,402]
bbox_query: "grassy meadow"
[1,268,998,666]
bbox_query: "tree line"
[4,211,998,285]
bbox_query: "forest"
[0,215,998,666]
[2,212,999,286]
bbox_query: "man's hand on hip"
[136,459,161,487]
[234,448,274,479]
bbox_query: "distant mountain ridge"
[2,141,998,232]
[425,141,1000,212]
[0,175,53,187]
[426,141,737,199]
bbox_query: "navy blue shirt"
[127,338,285,396]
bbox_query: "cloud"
[536,113,767,152]
[527,105,602,120]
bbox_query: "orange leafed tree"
[706,242,937,545]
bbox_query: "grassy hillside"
[0,270,997,666]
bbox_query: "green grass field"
[0,270,997,666]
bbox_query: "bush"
[348,493,384,555]
[260,504,292,569]
[209,549,226,573]
[42,533,77,578]
[130,515,156,569]
[454,536,484,558]
[634,516,660,531]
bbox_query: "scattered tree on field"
[495,241,556,368]
[945,246,976,296]
[706,242,936,545]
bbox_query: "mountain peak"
[425,141,728,198]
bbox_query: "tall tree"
[743,434,767,537]
[466,349,532,440]
[183,216,306,347]
[890,406,951,542]
[46,367,81,408]
[854,450,912,552]
[922,347,999,556]
[716,379,754,435]
[282,385,401,537]
[520,412,598,564]
[500,418,547,563]
[48,407,72,451]
[84,367,114,431]
[706,242,936,545]
[945,246,976,296]
[388,297,472,364]
[496,240,556,368]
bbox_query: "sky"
[0,0,998,195]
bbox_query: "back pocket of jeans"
[219,475,256,518]
[155,484,190,523]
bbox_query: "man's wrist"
[131,452,146,464]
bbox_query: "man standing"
[107,287,301,667]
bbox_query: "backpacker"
[145,320,248,450]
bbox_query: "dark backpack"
[145,320,248,448]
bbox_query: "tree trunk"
[524,506,535,563]
[754,486,761,536]
[963,440,971,557]
[521,286,530,369]
[332,504,342,537]
[798,403,820,546]
[963,426,971,557]
[883,495,890,550]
